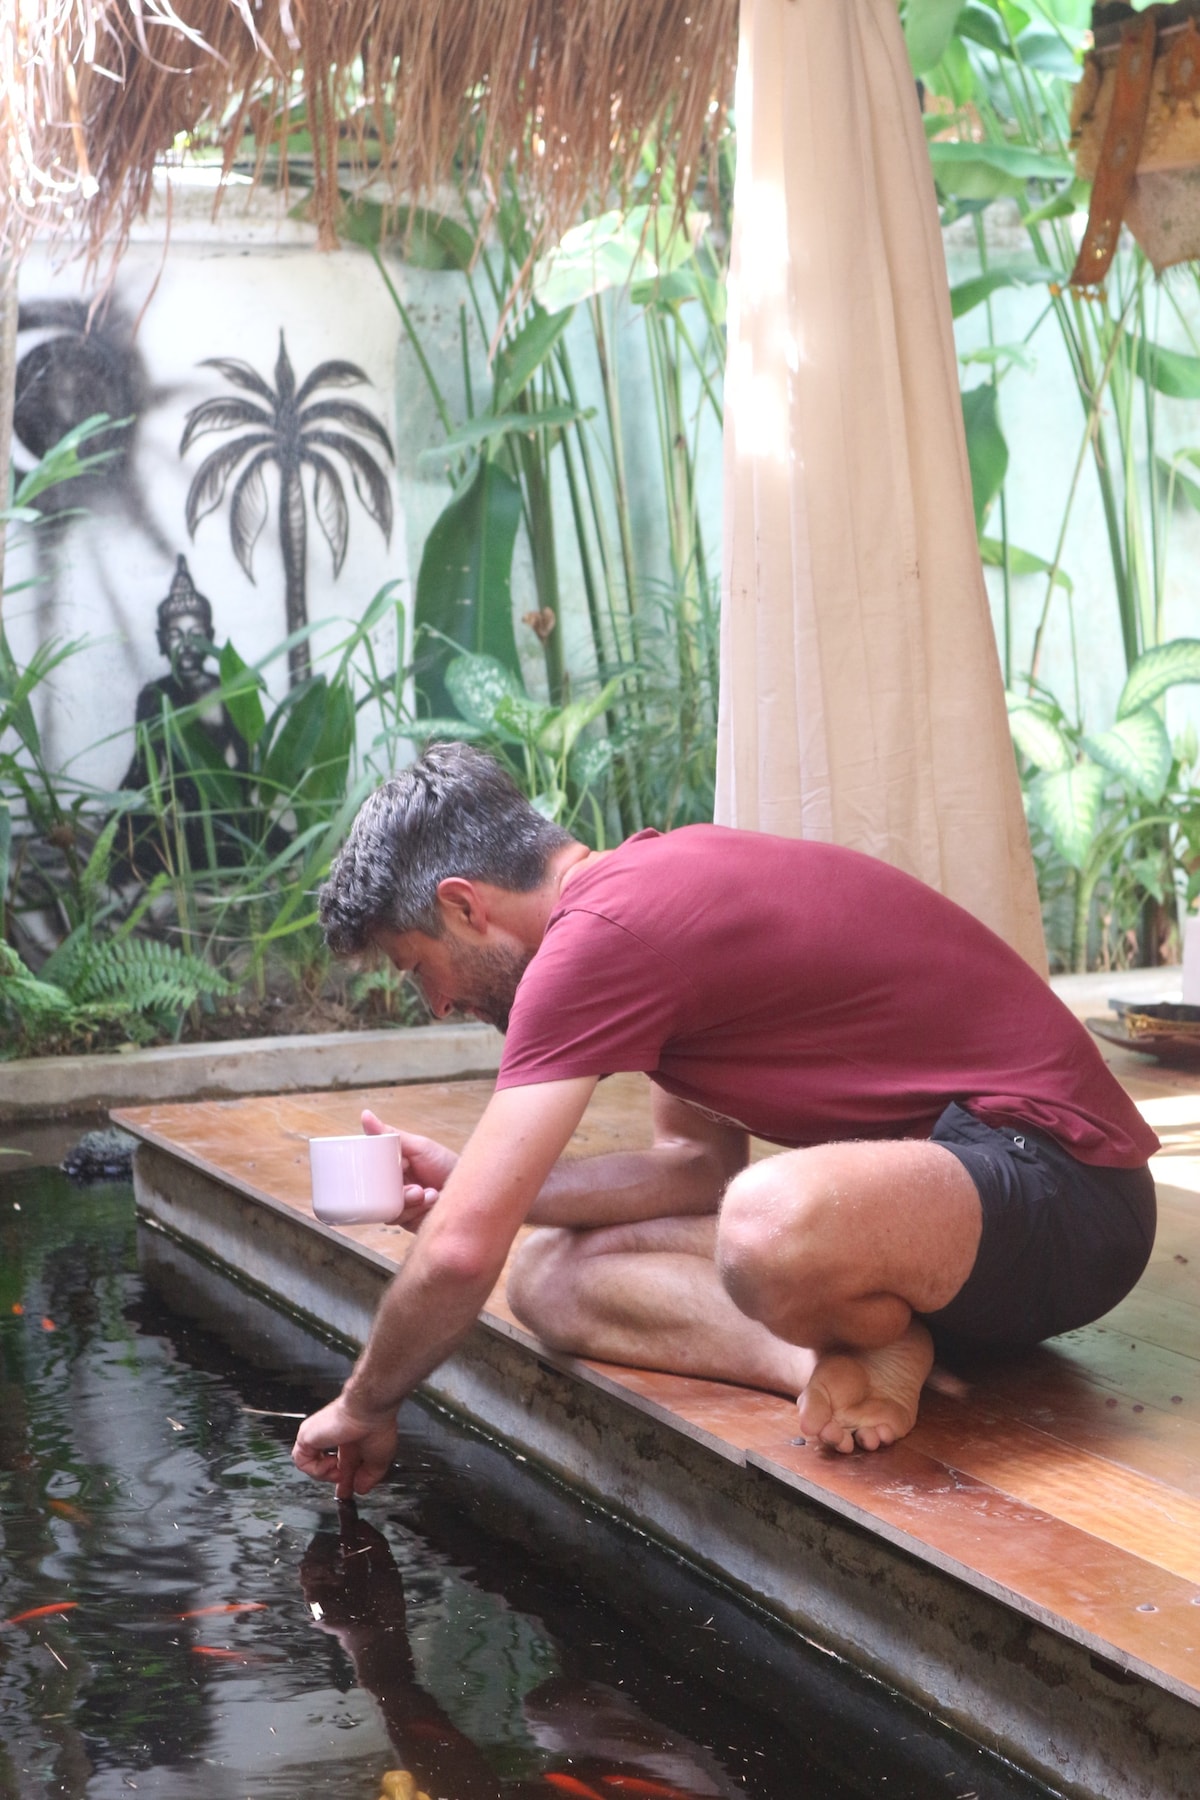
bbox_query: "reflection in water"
[299,1510,730,1800]
[0,1164,1049,1800]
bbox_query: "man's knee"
[716,1153,840,1329]
[506,1226,578,1345]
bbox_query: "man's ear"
[435,877,487,934]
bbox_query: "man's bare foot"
[797,1321,934,1454]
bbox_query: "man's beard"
[452,941,534,1033]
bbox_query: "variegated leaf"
[1033,763,1108,871]
[1117,639,1200,718]
[1082,707,1172,801]
[1004,694,1072,772]
[444,653,522,729]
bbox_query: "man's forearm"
[527,1137,744,1229]
[342,1236,501,1415]
[345,1076,602,1411]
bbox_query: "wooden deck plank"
[114,1066,1200,1714]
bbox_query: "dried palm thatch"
[3,0,738,267]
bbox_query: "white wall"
[8,173,409,798]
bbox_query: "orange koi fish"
[47,1499,91,1525]
[601,1778,692,1797]
[190,1646,257,1661]
[40,1318,56,1332]
[178,1602,268,1620]
[544,1776,606,1800]
[5,1602,78,1626]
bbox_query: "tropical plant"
[1007,639,1200,969]
[2,416,136,959]
[111,584,415,998]
[911,0,1200,687]
[180,332,395,688]
[0,818,235,1058]
[354,143,728,838]
[416,649,623,840]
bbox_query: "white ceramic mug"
[308,1131,405,1225]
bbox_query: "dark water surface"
[0,1163,1057,1800]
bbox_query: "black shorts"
[917,1101,1156,1355]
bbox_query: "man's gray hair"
[319,742,573,956]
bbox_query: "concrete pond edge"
[0,1021,504,1123]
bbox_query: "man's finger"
[292,1436,342,1483]
[335,1442,364,1502]
[362,1109,400,1136]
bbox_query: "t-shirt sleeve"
[496,908,694,1088]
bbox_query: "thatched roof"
[4,0,738,266]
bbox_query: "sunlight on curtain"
[716,0,1048,975]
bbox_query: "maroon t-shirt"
[496,827,1158,1167]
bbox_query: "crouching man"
[292,744,1157,1496]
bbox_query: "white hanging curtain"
[716,0,1047,976]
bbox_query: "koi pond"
[0,1158,1057,1800]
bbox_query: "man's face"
[377,927,532,1033]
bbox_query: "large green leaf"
[1005,695,1072,771]
[333,197,477,270]
[218,640,267,750]
[1023,184,1088,227]
[493,308,575,414]
[537,678,623,760]
[444,653,526,732]
[414,459,523,716]
[950,265,1049,318]
[532,206,662,312]
[1011,28,1081,77]
[981,539,1072,590]
[1131,338,1200,400]
[1034,762,1107,870]
[904,0,966,72]
[956,3,1009,57]
[1117,639,1200,718]
[494,690,556,743]
[300,676,355,808]
[262,677,335,800]
[1082,708,1173,801]
[961,383,1008,529]
[928,140,1072,200]
[630,268,727,322]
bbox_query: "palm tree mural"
[180,332,395,686]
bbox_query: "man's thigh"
[918,1102,1157,1353]
[717,1134,984,1322]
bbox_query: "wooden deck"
[113,1031,1200,1800]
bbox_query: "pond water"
[0,1162,1056,1800]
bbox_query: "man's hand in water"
[292,1391,398,1498]
[362,1110,459,1227]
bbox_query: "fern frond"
[78,813,123,916]
[0,943,74,1054]
[71,937,236,1014]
